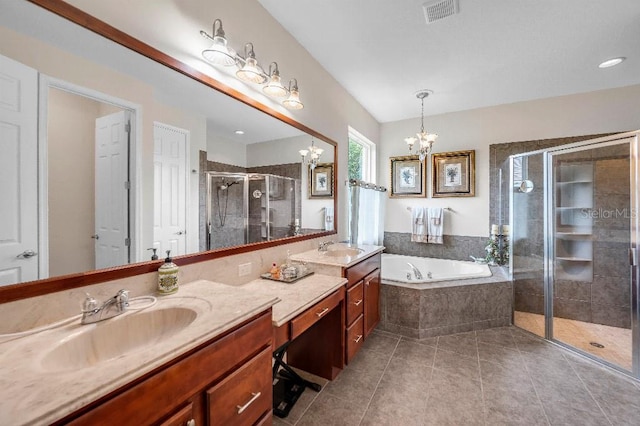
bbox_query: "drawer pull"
[316,307,329,317]
[354,334,363,343]
[354,299,363,306]
[186,420,196,426]
[237,392,261,414]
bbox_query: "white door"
[153,122,188,257]
[95,111,130,269]
[0,54,38,285]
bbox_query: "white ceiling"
[258,0,640,123]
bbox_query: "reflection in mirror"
[0,0,336,288]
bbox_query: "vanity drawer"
[346,314,364,364]
[346,281,364,325]
[207,347,272,426]
[345,253,381,287]
[290,288,343,340]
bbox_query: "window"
[348,126,376,183]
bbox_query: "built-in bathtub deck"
[379,266,513,339]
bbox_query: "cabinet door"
[207,347,272,426]
[159,402,195,426]
[364,268,380,337]
[346,314,365,363]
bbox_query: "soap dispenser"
[158,250,179,295]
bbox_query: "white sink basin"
[324,246,363,257]
[41,307,198,371]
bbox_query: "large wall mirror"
[0,0,337,299]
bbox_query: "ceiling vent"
[422,0,459,24]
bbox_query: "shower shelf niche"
[554,162,594,282]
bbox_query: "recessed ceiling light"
[598,57,626,69]
[235,130,245,135]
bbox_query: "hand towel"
[428,207,444,244]
[411,207,429,243]
[324,206,334,231]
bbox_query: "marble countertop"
[290,243,384,268]
[0,280,279,426]
[240,273,347,327]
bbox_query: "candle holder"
[485,225,509,266]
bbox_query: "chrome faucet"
[81,289,129,324]
[318,241,335,252]
[407,262,423,280]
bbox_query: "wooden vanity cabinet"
[344,253,381,363]
[59,310,273,426]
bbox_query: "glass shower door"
[548,139,635,372]
[510,152,546,337]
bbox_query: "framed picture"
[308,163,334,198]
[389,155,426,198]
[432,150,475,197]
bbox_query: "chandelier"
[299,139,324,170]
[405,90,438,161]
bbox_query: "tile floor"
[274,326,640,426]
[515,311,632,371]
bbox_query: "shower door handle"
[630,248,638,266]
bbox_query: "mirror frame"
[0,0,338,303]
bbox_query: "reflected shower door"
[549,139,634,372]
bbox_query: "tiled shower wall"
[491,134,632,328]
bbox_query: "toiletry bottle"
[270,262,280,279]
[147,247,158,260]
[158,250,179,295]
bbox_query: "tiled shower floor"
[274,327,640,426]
[514,311,632,371]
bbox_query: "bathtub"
[378,254,510,339]
[381,253,492,284]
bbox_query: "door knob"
[17,250,38,259]
[91,234,100,240]
[176,230,186,235]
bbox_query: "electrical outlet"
[238,262,252,277]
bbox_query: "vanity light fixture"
[405,90,438,161]
[234,130,245,135]
[200,20,304,110]
[236,43,267,84]
[598,57,626,68]
[263,62,289,98]
[200,19,237,66]
[283,78,304,110]
[299,139,323,170]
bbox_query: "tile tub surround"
[383,232,487,262]
[0,280,279,425]
[378,267,512,339]
[273,327,640,426]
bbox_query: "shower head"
[219,179,240,190]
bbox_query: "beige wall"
[47,89,104,275]
[0,25,208,260]
[380,84,640,237]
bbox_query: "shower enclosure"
[510,131,640,376]
[206,172,301,250]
